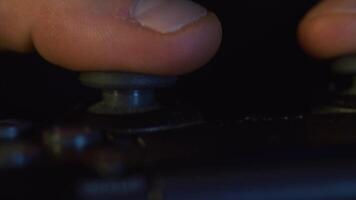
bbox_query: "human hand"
[0,0,222,75]
[299,0,356,59]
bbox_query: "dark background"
[0,0,328,119]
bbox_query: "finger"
[0,0,222,75]
[299,0,356,59]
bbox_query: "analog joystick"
[79,72,177,115]
[318,56,356,113]
[77,72,203,135]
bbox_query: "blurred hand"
[299,0,356,59]
[0,0,222,75]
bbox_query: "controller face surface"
[1,111,356,200]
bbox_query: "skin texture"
[0,0,222,75]
[299,0,356,59]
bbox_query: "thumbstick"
[79,72,177,115]
[317,56,356,113]
[332,56,356,95]
[76,72,202,135]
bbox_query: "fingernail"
[132,0,208,33]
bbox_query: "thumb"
[0,0,222,75]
